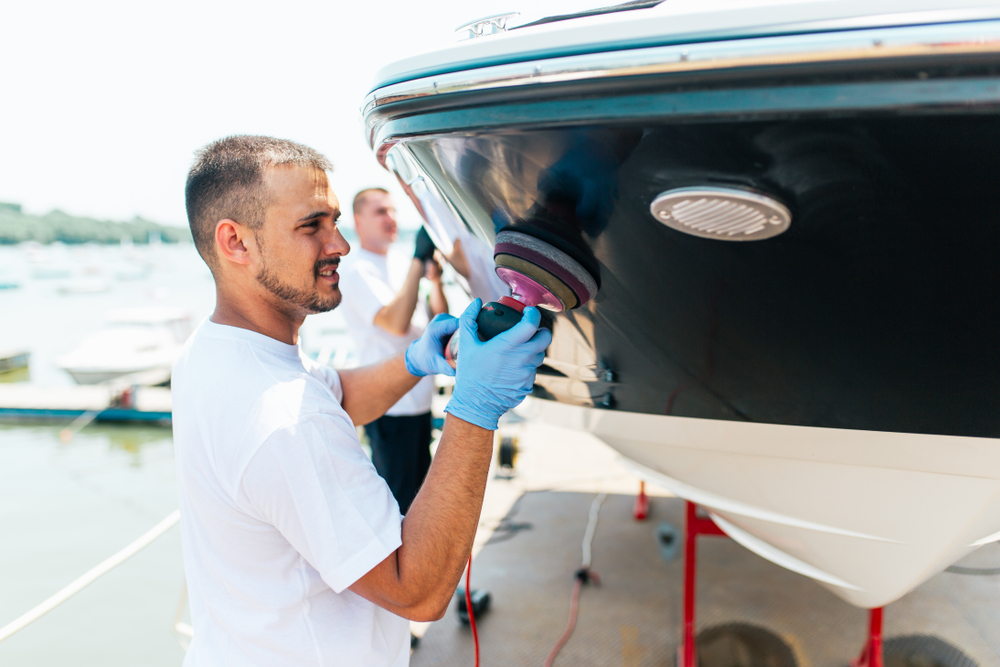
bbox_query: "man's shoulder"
[174,323,339,429]
[174,322,263,381]
[173,329,349,486]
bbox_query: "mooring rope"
[0,509,180,643]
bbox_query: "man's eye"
[303,221,319,229]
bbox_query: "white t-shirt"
[338,248,434,416]
[172,319,408,667]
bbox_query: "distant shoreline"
[0,202,192,245]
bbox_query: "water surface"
[0,242,208,665]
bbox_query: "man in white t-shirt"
[338,188,447,514]
[173,135,551,666]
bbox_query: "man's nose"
[324,228,350,256]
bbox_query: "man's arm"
[425,256,448,316]
[338,353,418,427]
[348,302,551,621]
[372,258,424,335]
[443,237,470,280]
[339,311,457,426]
[348,414,491,621]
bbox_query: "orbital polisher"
[444,225,601,364]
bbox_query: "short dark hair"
[352,187,390,217]
[185,135,334,271]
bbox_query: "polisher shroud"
[444,228,600,366]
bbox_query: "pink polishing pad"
[495,267,565,311]
[494,242,593,306]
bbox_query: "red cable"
[466,495,602,667]
[543,577,583,667]
[465,554,479,667]
[543,569,599,667]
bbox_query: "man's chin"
[307,290,341,314]
[309,301,340,314]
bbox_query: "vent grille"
[650,187,791,241]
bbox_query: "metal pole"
[681,500,697,667]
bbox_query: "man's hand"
[404,313,458,378]
[414,226,436,262]
[424,255,443,283]
[444,299,552,431]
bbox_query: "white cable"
[581,492,607,569]
[0,509,180,643]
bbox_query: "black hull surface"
[369,30,1000,440]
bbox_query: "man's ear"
[215,219,252,266]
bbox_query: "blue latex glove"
[445,299,553,431]
[405,313,459,377]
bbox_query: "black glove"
[414,226,437,262]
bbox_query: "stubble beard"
[255,253,341,315]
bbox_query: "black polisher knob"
[444,297,526,366]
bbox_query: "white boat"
[363,0,1000,609]
[56,307,191,385]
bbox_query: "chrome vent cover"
[650,186,791,241]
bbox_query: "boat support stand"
[677,500,884,667]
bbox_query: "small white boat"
[56,307,191,385]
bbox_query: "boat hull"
[384,115,1000,439]
[366,16,1000,608]
[521,397,1000,608]
[63,366,170,386]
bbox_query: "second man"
[339,188,447,514]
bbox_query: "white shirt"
[172,319,408,667]
[338,248,434,416]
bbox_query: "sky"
[0,0,586,229]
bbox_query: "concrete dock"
[411,418,1000,666]
[0,383,171,424]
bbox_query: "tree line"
[0,202,192,244]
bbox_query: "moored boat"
[363,0,1000,609]
[56,307,191,385]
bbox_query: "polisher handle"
[444,297,525,368]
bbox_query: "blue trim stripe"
[372,13,1000,89]
[374,77,1000,147]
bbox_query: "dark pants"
[365,412,432,515]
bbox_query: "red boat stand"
[850,607,884,667]
[633,481,650,521]
[679,500,884,667]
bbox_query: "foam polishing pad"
[494,254,578,310]
[494,231,598,307]
[497,222,601,288]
